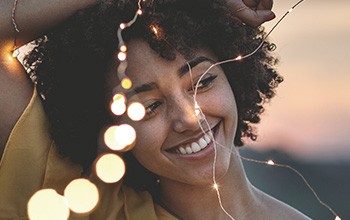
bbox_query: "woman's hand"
[226,0,275,27]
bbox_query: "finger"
[257,0,273,10]
[236,8,275,27]
[242,0,259,8]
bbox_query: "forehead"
[125,39,217,84]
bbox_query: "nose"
[170,95,200,133]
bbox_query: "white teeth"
[185,145,193,154]
[191,142,201,153]
[179,147,187,154]
[198,138,207,149]
[204,134,211,143]
[176,132,213,155]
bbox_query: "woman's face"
[119,39,238,186]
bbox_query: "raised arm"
[0,0,97,158]
[0,0,97,46]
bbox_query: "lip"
[165,121,221,159]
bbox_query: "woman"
[0,0,309,219]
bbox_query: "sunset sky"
[250,0,350,161]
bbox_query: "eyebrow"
[126,56,216,97]
[178,56,216,78]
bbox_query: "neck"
[159,151,259,220]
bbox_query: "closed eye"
[190,74,218,92]
[144,100,163,118]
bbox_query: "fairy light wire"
[239,155,340,218]
[192,0,307,103]
[186,0,341,219]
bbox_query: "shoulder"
[0,54,33,157]
[254,187,312,220]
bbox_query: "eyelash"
[191,74,218,91]
[143,74,218,119]
[145,100,162,117]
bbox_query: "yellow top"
[0,89,177,220]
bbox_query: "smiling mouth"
[169,122,220,155]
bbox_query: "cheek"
[131,118,167,167]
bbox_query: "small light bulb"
[267,160,275,165]
[194,102,201,116]
[288,8,294,13]
[110,94,126,116]
[120,23,126,29]
[234,55,242,61]
[120,45,127,52]
[118,52,127,61]
[121,77,132,90]
[335,216,341,220]
[27,189,70,220]
[137,9,143,15]
[95,153,126,183]
[213,183,219,190]
[127,102,146,121]
[64,179,99,214]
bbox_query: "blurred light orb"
[127,102,145,121]
[96,153,126,183]
[64,178,99,214]
[120,45,127,52]
[119,23,126,29]
[115,124,136,149]
[121,77,132,90]
[104,126,119,150]
[111,94,126,116]
[27,189,69,220]
[118,52,127,61]
[104,124,136,151]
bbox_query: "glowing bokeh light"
[95,153,126,183]
[213,183,219,190]
[120,45,127,52]
[121,77,132,90]
[118,52,127,61]
[127,102,146,121]
[104,124,136,151]
[119,23,126,29]
[64,179,99,214]
[27,189,69,220]
[137,9,143,15]
[111,93,126,116]
[267,160,275,165]
[104,126,120,150]
[234,55,242,61]
[115,124,136,149]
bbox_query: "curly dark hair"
[24,0,282,197]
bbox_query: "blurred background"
[243,0,350,219]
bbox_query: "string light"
[119,23,126,30]
[95,153,126,183]
[117,51,127,61]
[64,179,99,214]
[17,0,342,219]
[121,77,132,90]
[127,102,146,121]
[110,93,126,116]
[233,55,242,61]
[120,45,127,52]
[267,160,275,165]
[27,189,70,220]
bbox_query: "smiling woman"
[0,0,312,219]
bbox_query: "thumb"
[236,8,275,27]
